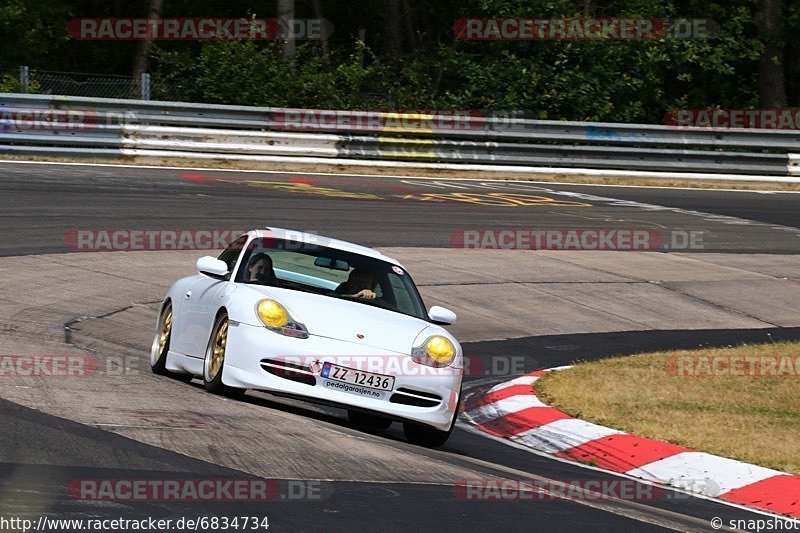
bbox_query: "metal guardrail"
[1,93,798,177]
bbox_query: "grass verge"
[536,341,800,475]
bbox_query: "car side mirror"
[428,306,457,325]
[197,256,229,279]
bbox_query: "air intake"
[389,388,442,408]
[260,358,316,386]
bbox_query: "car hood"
[246,285,431,354]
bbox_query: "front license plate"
[321,362,395,391]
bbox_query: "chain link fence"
[0,66,191,101]
[28,68,145,99]
[1,65,395,106]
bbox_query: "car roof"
[248,227,403,267]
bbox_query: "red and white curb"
[463,368,800,519]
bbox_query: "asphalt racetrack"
[1,161,800,532]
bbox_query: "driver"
[336,268,376,299]
[247,253,278,285]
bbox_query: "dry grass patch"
[536,341,800,475]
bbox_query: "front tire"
[403,421,454,448]
[203,312,244,398]
[348,410,392,431]
[403,390,461,447]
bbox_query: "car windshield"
[230,236,427,320]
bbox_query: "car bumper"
[222,322,462,431]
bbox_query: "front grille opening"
[390,388,442,408]
[260,358,316,386]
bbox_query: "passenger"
[247,253,277,285]
[336,268,376,299]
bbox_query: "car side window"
[217,235,248,278]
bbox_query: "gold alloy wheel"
[208,318,228,381]
[158,307,172,355]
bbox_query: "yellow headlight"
[426,336,455,364]
[257,299,289,329]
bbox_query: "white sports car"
[151,228,463,447]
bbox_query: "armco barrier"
[1,93,799,178]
